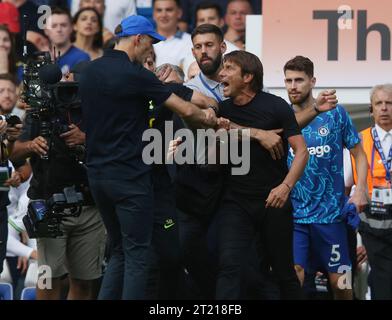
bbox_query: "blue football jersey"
[58,46,90,75]
[287,105,360,224]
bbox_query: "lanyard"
[371,127,392,182]
[0,140,7,166]
[199,74,222,103]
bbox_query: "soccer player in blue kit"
[284,56,369,300]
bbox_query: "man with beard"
[284,56,369,300]
[215,50,309,300]
[175,24,229,299]
[141,53,220,299]
[176,24,340,299]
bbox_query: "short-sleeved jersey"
[287,105,360,224]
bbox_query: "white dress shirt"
[344,124,392,190]
[72,0,137,32]
[375,124,392,161]
[153,30,193,70]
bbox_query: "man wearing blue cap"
[79,15,218,300]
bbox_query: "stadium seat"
[0,282,13,300]
[20,287,36,300]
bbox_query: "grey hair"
[156,63,185,82]
[370,84,392,103]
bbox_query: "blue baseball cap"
[115,15,165,43]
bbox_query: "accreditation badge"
[369,187,392,215]
[383,188,392,205]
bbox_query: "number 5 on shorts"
[331,244,341,263]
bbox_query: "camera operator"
[10,66,106,300]
[0,76,29,277]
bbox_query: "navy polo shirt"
[79,49,172,180]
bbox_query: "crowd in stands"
[0,0,391,301]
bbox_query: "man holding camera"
[0,74,30,273]
[0,73,30,276]
[10,69,106,300]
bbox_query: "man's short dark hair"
[227,0,252,10]
[50,6,73,23]
[191,23,224,42]
[223,50,263,92]
[283,56,314,78]
[0,73,17,87]
[153,0,181,7]
[227,0,251,5]
[80,0,105,5]
[195,1,223,19]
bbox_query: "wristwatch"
[208,105,219,117]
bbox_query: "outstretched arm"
[295,89,338,128]
[227,89,338,160]
[163,93,217,129]
[190,91,218,110]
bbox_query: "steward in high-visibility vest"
[351,85,392,300]
[352,127,389,198]
[352,125,392,242]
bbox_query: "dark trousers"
[244,240,280,300]
[0,207,7,275]
[146,166,181,299]
[178,204,281,300]
[361,231,392,299]
[178,208,217,299]
[216,190,302,300]
[89,173,153,300]
[6,257,22,291]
